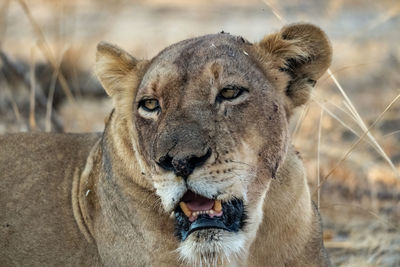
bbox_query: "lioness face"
[96,24,331,265]
[134,34,288,263]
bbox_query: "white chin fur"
[177,230,245,267]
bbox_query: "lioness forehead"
[156,33,250,67]
[140,33,253,90]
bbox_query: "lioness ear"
[95,41,143,98]
[256,23,332,112]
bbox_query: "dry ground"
[0,0,399,266]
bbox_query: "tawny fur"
[0,23,332,266]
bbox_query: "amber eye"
[217,86,247,102]
[139,99,160,112]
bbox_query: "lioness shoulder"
[1,23,332,266]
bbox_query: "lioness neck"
[248,148,329,266]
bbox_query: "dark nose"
[157,149,212,179]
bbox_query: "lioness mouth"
[174,190,245,241]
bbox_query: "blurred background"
[0,0,399,266]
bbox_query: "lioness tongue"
[186,199,214,211]
[182,190,214,211]
[179,191,223,222]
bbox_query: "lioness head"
[95,23,331,265]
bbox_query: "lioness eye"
[139,99,160,112]
[217,86,247,101]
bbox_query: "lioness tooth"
[179,202,192,218]
[209,210,214,214]
[214,200,222,212]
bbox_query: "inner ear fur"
[256,23,332,113]
[95,42,148,108]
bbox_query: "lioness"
[1,23,332,266]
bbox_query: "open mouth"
[174,190,246,241]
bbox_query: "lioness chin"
[1,23,332,266]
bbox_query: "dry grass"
[0,0,399,266]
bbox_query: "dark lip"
[174,198,246,241]
[181,216,232,241]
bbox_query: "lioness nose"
[158,149,212,179]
